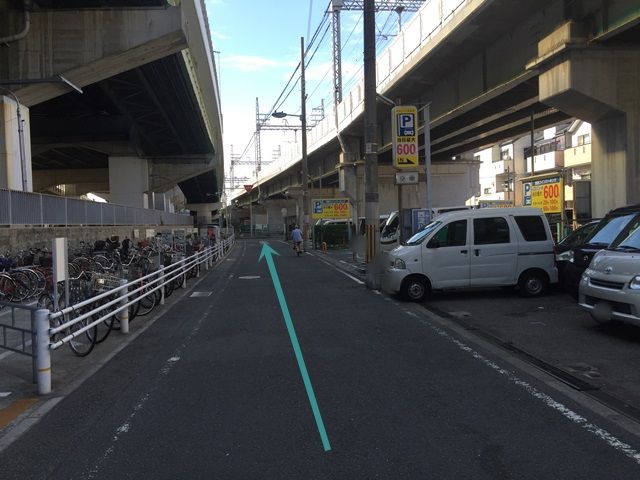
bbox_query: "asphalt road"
[1,239,640,479]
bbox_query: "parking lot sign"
[392,106,419,169]
[311,198,350,219]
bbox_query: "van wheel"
[518,271,548,297]
[401,277,429,302]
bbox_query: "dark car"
[563,205,640,296]
[555,220,600,285]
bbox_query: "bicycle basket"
[91,272,121,292]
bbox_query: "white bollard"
[182,259,187,289]
[160,266,165,306]
[118,279,129,334]
[34,308,51,395]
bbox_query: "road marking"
[259,243,332,452]
[238,275,260,280]
[415,312,640,465]
[0,392,11,398]
[189,291,213,297]
[314,257,365,285]
[0,398,38,429]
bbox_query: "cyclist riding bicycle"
[291,225,303,256]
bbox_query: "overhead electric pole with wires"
[329,0,424,106]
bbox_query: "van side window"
[514,215,548,241]
[428,220,467,248]
[473,217,510,245]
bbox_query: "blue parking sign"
[398,113,415,136]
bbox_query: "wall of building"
[0,224,196,253]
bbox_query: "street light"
[271,37,309,251]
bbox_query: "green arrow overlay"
[259,242,332,452]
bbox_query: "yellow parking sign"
[392,106,419,169]
[312,198,350,219]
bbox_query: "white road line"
[415,314,640,465]
[314,257,365,285]
[0,392,11,398]
[86,279,223,478]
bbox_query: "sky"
[204,0,411,198]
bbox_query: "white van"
[380,206,474,251]
[382,207,558,301]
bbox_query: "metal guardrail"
[0,235,235,395]
[0,188,192,227]
[0,301,41,385]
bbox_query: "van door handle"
[474,249,480,256]
[460,249,468,254]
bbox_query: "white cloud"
[211,30,229,41]
[222,55,283,72]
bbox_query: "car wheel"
[401,277,429,302]
[518,271,548,297]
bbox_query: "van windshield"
[405,221,441,245]
[588,213,637,246]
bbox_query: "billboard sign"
[392,106,419,169]
[523,176,563,213]
[311,198,350,219]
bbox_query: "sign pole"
[423,104,432,221]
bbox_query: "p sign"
[392,106,419,169]
[397,113,415,136]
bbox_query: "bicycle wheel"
[128,286,140,321]
[67,308,97,357]
[0,275,18,302]
[10,271,32,301]
[88,300,115,344]
[136,285,157,316]
[173,271,185,289]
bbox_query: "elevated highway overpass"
[0,0,223,222]
[234,0,640,226]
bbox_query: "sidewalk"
[0,272,211,451]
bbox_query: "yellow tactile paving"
[0,398,38,429]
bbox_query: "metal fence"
[0,188,192,227]
[0,235,235,395]
[0,302,40,384]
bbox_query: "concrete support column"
[338,136,362,221]
[186,202,217,227]
[536,22,640,217]
[108,156,149,208]
[0,95,33,191]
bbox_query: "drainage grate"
[190,292,212,298]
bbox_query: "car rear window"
[514,215,547,241]
[588,213,637,246]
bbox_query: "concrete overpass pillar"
[187,202,217,227]
[338,136,363,220]
[536,22,640,217]
[108,156,149,208]
[0,95,33,191]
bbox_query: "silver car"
[579,224,640,326]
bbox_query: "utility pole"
[530,109,535,175]
[300,36,310,252]
[423,104,432,219]
[364,0,379,287]
[255,98,262,173]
